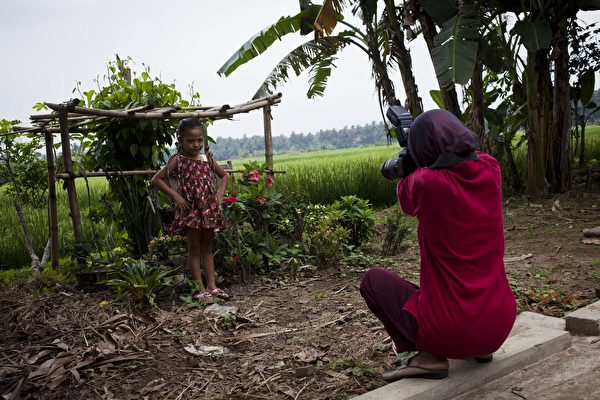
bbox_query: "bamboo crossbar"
[54,169,286,180]
[36,93,282,122]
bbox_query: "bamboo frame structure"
[10,93,282,267]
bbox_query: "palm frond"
[253,35,351,99]
[307,53,337,98]
[217,5,321,77]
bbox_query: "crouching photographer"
[360,107,517,381]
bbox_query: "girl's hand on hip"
[174,194,190,211]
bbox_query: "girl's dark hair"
[177,117,202,138]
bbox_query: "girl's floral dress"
[170,155,226,234]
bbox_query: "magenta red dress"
[396,152,516,359]
[170,156,226,234]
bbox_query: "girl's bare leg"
[186,228,204,285]
[200,228,217,291]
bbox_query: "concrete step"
[353,315,571,400]
[453,336,600,400]
[566,300,600,336]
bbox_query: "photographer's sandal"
[382,355,448,382]
[474,354,493,363]
[210,288,229,299]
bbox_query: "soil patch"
[1,194,598,399]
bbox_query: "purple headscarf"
[407,109,479,168]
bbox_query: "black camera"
[381,105,417,179]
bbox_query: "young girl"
[151,118,229,301]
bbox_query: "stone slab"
[453,336,600,400]
[354,321,571,400]
[565,300,600,336]
[516,311,565,331]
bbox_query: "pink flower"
[247,169,261,182]
[256,197,267,205]
[325,229,331,236]
[266,174,275,189]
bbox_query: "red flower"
[266,174,275,189]
[223,196,238,204]
[233,255,239,262]
[256,197,267,205]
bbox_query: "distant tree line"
[210,121,388,160]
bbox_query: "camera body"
[381,105,417,179]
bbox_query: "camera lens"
[381,158,401,180]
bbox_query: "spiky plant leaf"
[217,5,321,77]
[253,35,352,99]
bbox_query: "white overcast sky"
[0,1,598,139]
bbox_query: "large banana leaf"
[306,54,338,98]
[217,4,321,77]
[253,35,351,99]
[512,20,553,52]
[431,6,480,86]
[580,69,595,105]
[418,0,458,26]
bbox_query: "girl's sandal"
[194,291,213,301]
[210,288,230,299]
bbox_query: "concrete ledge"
[354,320,571,400]
[566,300,600,336]
[516,311,565,331]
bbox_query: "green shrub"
[381,212,412,256]
[303,216,349,267]
[106,258,177,305]
[330,195,375,247]
[0,267,31,287]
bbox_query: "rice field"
[271,145,400,205]
[0,178,107,270]
[1,126,599,269]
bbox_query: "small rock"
[294,365,315,378]
[183,344,224,357]
[203,303,238,319]
[583,227,600,237]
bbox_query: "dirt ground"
[1,193,599,400]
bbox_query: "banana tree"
[505,0,599,193]
[569,20,600,168]
[314,0,422,115]
[218,1,420,120]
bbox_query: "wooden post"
[44,130,59,268]
[59,111,84,243]
[263,105,273,165]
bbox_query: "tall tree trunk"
[505,140,522,191]
[361,4,397,105]
[2,157,47,273]
[580,122,586,168]
[383,0,423,116]
[549,9,571,192]
[468,60,491,152]
[418,11,462,117]
[526,49,552,196]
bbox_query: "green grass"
[0,178,108,269]
[272,145,400,206]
